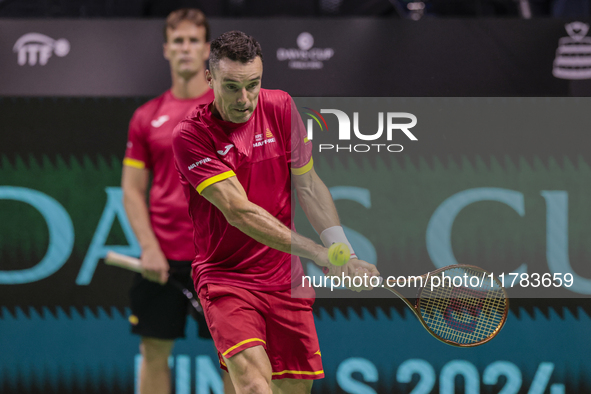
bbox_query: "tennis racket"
[383,265,508,347]
[104,251,203,314]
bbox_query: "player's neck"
[170,68,209,99]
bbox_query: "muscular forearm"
[296,172,340,234]
[123,190,161,252]
[123,185,169,282]
[227,200,328,266]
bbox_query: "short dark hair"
[164,8,210,42]
[209,31,263,73]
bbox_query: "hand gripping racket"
[104,251,203,314]
[383,265,508,347]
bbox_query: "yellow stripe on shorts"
[222,338,266,357]
[272,369,324,376]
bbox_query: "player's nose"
[236,88,248,103]
[181,39,190,51]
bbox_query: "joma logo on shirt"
[151,115,170,128]
[217,144,234,156]
[188,157,211,170]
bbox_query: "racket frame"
[384,264,509,347]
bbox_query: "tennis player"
[121,9,233,394]
[172,31,379,393]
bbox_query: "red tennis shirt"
[172,89,313,292]
[124,89,214,261]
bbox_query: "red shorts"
[197,283,324,380]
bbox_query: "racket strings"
[417,267,507,345]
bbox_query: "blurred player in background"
[121,9,234,394]
[172,31,379,394]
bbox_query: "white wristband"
[319,226,357,259]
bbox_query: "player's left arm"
[293,167,380,287]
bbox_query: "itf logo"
[302,107,417,153]
[276,32,334,70]
[13,33,70,66]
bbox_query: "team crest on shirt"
[253,128,276,148]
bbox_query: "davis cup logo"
[303,107,417,153]
[13,33,70,66]
[553,22,591,80]
[277,32,334,70]
[297,32,314,51]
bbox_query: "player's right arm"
[200,175,331,267]
[122,111,169,284]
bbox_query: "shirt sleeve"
[286,96,313,175]
[172,121,236,194]
[123,110,151,170]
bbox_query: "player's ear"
[205,69,213,87]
